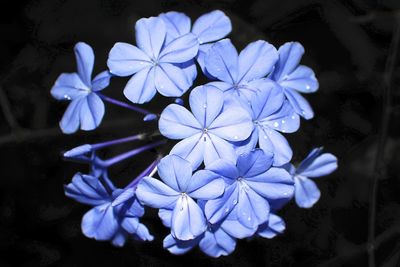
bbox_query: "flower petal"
[205,183,239,224]
[187,170,225,200]
[159,11,191,43]
[205,39,238,83]
[157,155,193,192]
[236,187,269,229]
[159,33,199,63]
[234,128,259,156]
[51,73,89,101]
[192,10,232,44]
[60,98,84,134]
[159,104,201,139]
[123,67,157,104]
[196,43,213,77]
[91,71,112,91]
[135,17,166,59]
[189,85,224,128]
[155,63,191,97]
[263,100,300,133]
[238,40,277,82]
[199,228,236,258]
[237,149,273,178]
[158,209,173,227]
[206,159,239,181]
[281,65,318,93]
[283,88,314,120]
[221,213,256,239]
[171,195,206,240]
[79,93,105,131]
[81,203,118,240]
[251,81,284,120]
[170,133,205,170]
[257,213,285,239]
[163,234,198,255]
[272,42,304,81]
[74,42,94,87]
[298,153,338,178]
[209,106,253,142]
[258,126,292,166]
[204,133,237,167]
[107,42,152,77]
[135,177,180,209]
[294,176,321,208]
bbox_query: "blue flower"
[203,149,294,236]
[159,10,232,74]
[158,85,254,169]
[107,17,199,104]
[257,213,286,239]
[65,173,153,246]
[270,42,319,119]
[51,43,111,134]
[204,38,278,102]
[234,81,300,166]
[136,155,225,240]
[286,147,338,208]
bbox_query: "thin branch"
[318,226,400,267]
[0,86,21,131]
[367,16,400,267]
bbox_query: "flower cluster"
[52,10,338,257]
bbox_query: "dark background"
[1,0,400,266]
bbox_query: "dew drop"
[306,85,311,90]
[225,208,229,213]
[63,94,71,100]
[247,217,251,221]
[203,103,207,109]
[233,199,237,204]
[273,122,279,128]
[291,115,296,120]
[263,135,268,139]
[281,119,286,124]
[283,192,288,196]
[234,135,239,140]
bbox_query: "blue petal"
[204,133,237,167]
[123,67,157,104]
[159,33,199,63]
[251,82,284,120]
[245,167,294,200]
[199,228,236,257]
[155,63,191,97]
[159,104,201,139]
[135,17,166,60]
[107,42,152,77]
[237,149,273,178]
[206,159,239,181]
[157,155,193,192]
[51,73,89,101]
[179,59,197,83]
[209,106,253,142]
[64,173,111,206]
[81,203,119,240]
[189,85,224,128]
[163,234,198,255]
[235,186,269,229]
[92,71,112,91]
[170,133,205,170]
[171,195,206,240]
[192,10,232,44]
[111,230,127,247]
[205,183,239,224]
[283,88,314,120]
[257,126,292,166]
[74,42,94,87]
[294,176,321,208]
[135,177,180,209]
[272,42,304,81]
[60,98,83,134]
[196,44,213,77]
[79,93,105,131]
[159,11,191,43]
[281,65,318,93]
[238,40,277,82]
[158,209,172,227]
[205,39,238,83]
[257,213,285,239]
[111,188,135,207]
[63,144,92,158]
[121,217,154,241]
[134,223,154,241]
[206,81,232,92]
[297,153,338,178]
[234,128,259,156]
[220,210,257,239]
[187,170,225,200]
[263,100,300,133]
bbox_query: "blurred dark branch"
[367,15,400,267]
[350,9,400,23]
[318,225,400,267]
[0,86,21,131]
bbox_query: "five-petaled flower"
[158,84,254,169]
[270,42,319,119]
[51,42,111,134]
[136,155,225,240]
[107,17,199,104]
[285,147,338,208]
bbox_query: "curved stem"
[367,17,400,267]
[91,133,145,150]
[97,92,151,115]
[126,157,161,189]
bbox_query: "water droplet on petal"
[281,120,286,124]
[234,135,238,140]
[306,85,311,90]
[233,199,237,204]
[203,103,207,109]
[247,217,251,221]
[263,135,268,139]
[63,94,71,100]
[291,115,296,120]
[273,122,279,128]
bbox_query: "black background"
[1,0,400,266]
